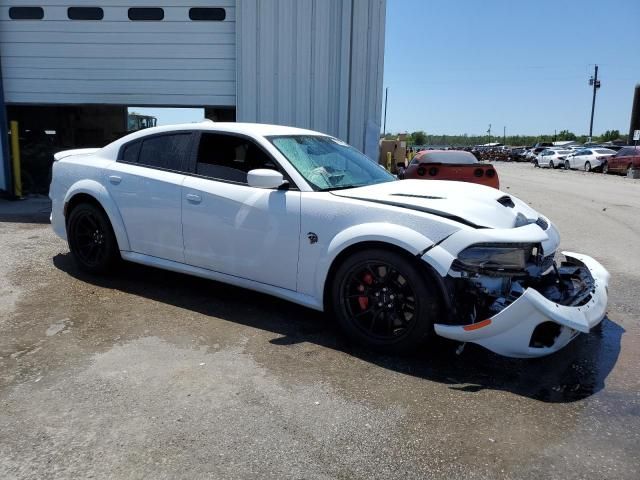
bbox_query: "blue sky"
[383,0,640,136]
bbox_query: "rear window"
[595,149,614,154]
[558,150,572,154]
[136,134,192,171]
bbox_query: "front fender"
[312,223,436,306]
[63,179,130,251]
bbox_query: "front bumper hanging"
[433,251,610,358]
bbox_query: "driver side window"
[195,133,278,184]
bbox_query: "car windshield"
[268,135,395,191]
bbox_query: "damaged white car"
[49,123,609,358]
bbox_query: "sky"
[383,0,640,136]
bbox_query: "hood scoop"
[497,195,515,208]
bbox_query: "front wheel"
[67,203,120,274]
[584,161,591,172]
[331,249,441,354]
[602,162,609,174]
[565,160,570,170]
[549,160,554,169]
[534,160,539,168]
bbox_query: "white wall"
[0,0,237,107]
[236,0,386,156]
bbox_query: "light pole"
[383,87,389,136]
[588,65,600,141]
[487,124,491,143]
[503,126,506,145]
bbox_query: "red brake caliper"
[358,273,373,310]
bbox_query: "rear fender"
[63,179,130,251]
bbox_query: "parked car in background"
[602,146,640,175]
[534,149,572,169]
[402,150,499,189]
[564,148,616,172]
[525,147,547,161]
[49,122,610,358]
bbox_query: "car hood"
[330,180,542,229]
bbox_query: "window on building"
[68,7,104,20]
[189,7,226,21]
[128,7,164,21]
[196,134,278,184]
[134,134,192,171]
[9,7,44,20]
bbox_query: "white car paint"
[49,122,609,358]
[565,148,616,171]
[535,149,572,168]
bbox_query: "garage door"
[0,0,236,107]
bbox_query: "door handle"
[108,175,122,185]
[186,193,202,204]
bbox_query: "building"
[0,0,386,195]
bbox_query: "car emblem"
[307,232,318,244]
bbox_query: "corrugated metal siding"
[236,0,386,155]
[0,0,236,106]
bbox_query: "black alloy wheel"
[67,203,119,273]
[549,160,554,169]
[331,249,440,353]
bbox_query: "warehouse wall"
[236,0,386,156]
[0,0,237,107]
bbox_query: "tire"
[564,160,570,170]
[330,248,442,354]
[66,203,120,274]
[602,162,609,174]
[626,164,633,176]
[549,160,554,169]
[584,161,591,172]
[534,160,539,168]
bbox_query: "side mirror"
[247,169,285,189]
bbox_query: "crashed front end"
[423,219,610,358]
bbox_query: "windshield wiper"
[318,184,365,192]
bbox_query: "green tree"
[410,131,428,145]
[599,130,621,142]
[557,130,576,141]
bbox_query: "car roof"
[414,149,477,164]
[101,121,326,157]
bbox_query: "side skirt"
[120,251,324,312]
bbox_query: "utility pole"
[383,87,389,136]
[589,65,600,141]
[487,124,491,143]
[503,126,506,145]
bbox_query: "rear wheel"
[626,164,633,176]
[331,249,441,354]
[602,162,609,174]
[584,161,591,172]
[534,160,539,168]
[564,160,570,170]
[67,203,119,274]
[549,160,554,169]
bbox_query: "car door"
[612,148,631,173]
[105,132,194,262]
[181,132,301,290]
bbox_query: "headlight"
[455,243,536,272]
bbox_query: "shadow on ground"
[0,197,51,224]
[53,252,623,404]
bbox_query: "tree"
[557,130,576,141]
[599,130,621,142]
[411,131,428,145]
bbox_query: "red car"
[602,146,640,175]
[402,150,500,189]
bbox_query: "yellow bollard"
[386,151,392,171]
[10,121,22,198]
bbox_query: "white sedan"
[534,149,573,169]
[564,148,616,172]
[49,122,609,358]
